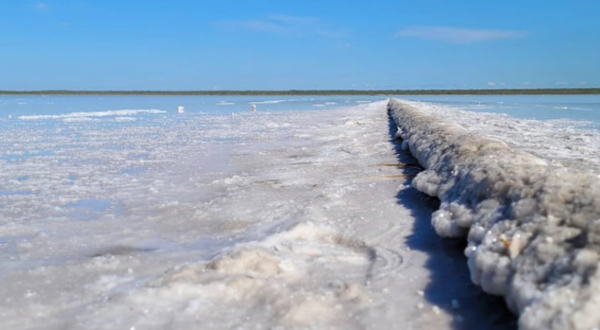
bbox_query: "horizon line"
[1,88,599,96]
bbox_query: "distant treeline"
[1,88,599,96]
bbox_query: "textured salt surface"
[399,100,600,174]
[0,100,515,329]
[389,99,600,330]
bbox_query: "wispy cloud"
[319,29,347,38]
[396,26,527,44]
[35,2,49,10]
[214,14,347,38]
[224,19,289,33]
[267,14,317,25]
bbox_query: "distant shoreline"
[1,88,599,96]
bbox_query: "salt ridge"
[389,98,600,330]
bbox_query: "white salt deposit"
[0,99,515,330]
[18,109,166,120]
[389,98,600,330]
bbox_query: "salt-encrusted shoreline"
[389,98,600,330]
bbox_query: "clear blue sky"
[1,0,599,90]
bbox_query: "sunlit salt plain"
[0,95,599,330]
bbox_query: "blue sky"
[1,0,599,90]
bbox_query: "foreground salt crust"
[389,98,600,330]
[4,101,515,330]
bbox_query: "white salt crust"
[390,98,600,330]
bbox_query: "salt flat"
[0,100,520,329]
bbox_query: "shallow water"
[0,95,383,118]
[3,94,599,126]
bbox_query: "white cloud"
[225,19,289,33]
[488,82,496,86]
[267,14,317,25]
[319,29,348,38]
[396,26,527,44]
[215,14,346,38]
[523,82,531,86]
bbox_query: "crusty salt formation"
[389,98,600,330]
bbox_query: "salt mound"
[389,98,600,330]
[79,222,373,329]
